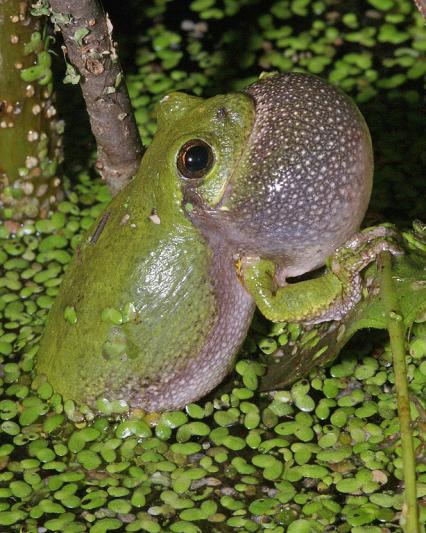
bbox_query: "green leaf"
[51,11,73,25]
[63,63,81,85]
[190,0,215,11]
[367,0,394,10]
[24,32,42,55]
[30,0,50,17]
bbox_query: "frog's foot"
[337,224,400,251]
[331,224,403,276]
[238,255,262,272]
[323,224,404,321]
[238,255,265,283]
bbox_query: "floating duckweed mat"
[0,174,425,532]
[1,0,425,530]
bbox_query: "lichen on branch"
[48,0,143,194]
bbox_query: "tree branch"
[48,0,143,194]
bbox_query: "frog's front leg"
[241,225,403,324]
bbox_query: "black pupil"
[184,145,209,173]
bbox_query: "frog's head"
[152,88,255,210]
[152,73,373,273]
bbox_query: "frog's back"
[37,177,254,412]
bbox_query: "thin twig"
[413,0,426,19]
[379,251,419,533]
[49,0,143,194]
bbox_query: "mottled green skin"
[37,91,256,411]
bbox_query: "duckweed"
[64,305,78,325]
[101,307,123,325]
[0,0,425,531]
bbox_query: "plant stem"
[0,0,63,220]
[48,0,143,195]
[379,251,419,533]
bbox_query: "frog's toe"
[343,224,402,251]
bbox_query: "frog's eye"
[177,139,214,180]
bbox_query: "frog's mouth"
[181,182,247,252]
[181,186,226,242]
[182,186,209,216]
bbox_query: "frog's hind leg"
[241,224,403,325]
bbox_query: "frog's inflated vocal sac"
[37,73,382,411]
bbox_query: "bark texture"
[414,0,426,18]
[0,0,63,220]
[49,0,143,194]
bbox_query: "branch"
[379,252,419,533]
[48,0,143,194]
[413,0,426,19]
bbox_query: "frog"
[36,72,401,412]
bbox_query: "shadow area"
[361,94,425,226]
